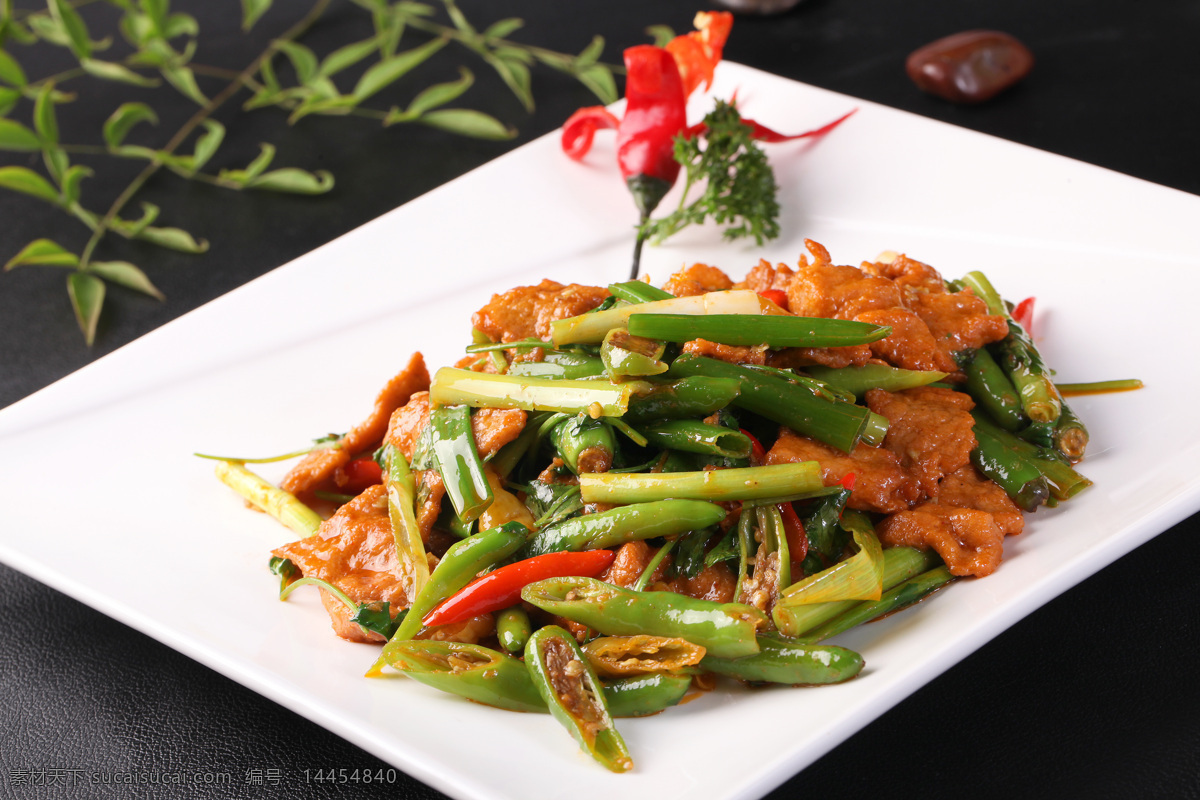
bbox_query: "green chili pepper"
[496,605,533,655]
[549,414,615,474]
[603,672,692,717]
[601,328,668,381]
[518,499,726,559]
[623,376,742,423]
[700,632,864,685]
[375,640,690,719]
[963,346,1026,432]
[525,625,633,773]
[376,640,546,712]
[805,363,948,401]
[430,404,493,523]
[507,352,607,380]
[388,521,527,643]
[639,419,752,459]
[522,576,766,659]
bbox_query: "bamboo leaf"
[110,201,160,237]
[81,57,160,86]
[42,147,67,183]
[162,64,206,104]
[33,83,57,144]
[61,164,92,203]
[483,17,523,41]
[67,271,105,345]
[48,0,91,58]
[576,63,617,105]
[4,238,78,270]
[486,54,533,112]
[240,0,273,31]
[163,12,198,39]
[353,37,446,102]
[0,118,40,151]
[234,142,276,182]
[88,260,164,300]
[404,66,473,117]
[136,224,209,252]
[247,167,334,194]
[0,87,18,116]
[0,166,60,204]
[103,101,159,149]
[443,0,475,37]
[26,14,71,48]
[419,108,514,140]
[139,0,168,29]
[577,35,605,67]
[0,47,27,86]
[275,40,318,85]
[645,25,675,48]
[189,118,224,172]
[317,36,379,78]
[287,95,356,123]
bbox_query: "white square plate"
[3,62,1199,800]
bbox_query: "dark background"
[2,1,1198,798]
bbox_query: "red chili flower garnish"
[422,550,616,628]
[1012,296,1036,335]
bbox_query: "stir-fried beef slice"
[736,259,795,295]
[602,541,735,603]
[765,427,922,513]
[384,392,526,461]
[866,387,977,498]
[787,240,903,320]
[878,504,1006,577]
[864,254,1008,361]
[938,465,1024,536]
[281,352,429,502]
[681,338,768,365]
[767,344,874,369]
[471,407,527,458]
[471,279,609,342]
[907,289,1010,355]
[273,484,413,643]
[855,307,960,374]
[862,253,947,297]
[415,469,446,542]
[662,262,735,297]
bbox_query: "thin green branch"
[76,0,333,268]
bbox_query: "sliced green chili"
[519,499,726,559]
[430,404,493,523]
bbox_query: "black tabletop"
[2,1,1198,798]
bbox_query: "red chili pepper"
[778,500,808,565]
[341,457,382,494]
[758,288,789,311]
[422,550,616,628]
[840,472,857,491]
[1012,296,1036,335]
[740,428,767,465]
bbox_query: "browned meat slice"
[786,240,902,320]
[877,504,1005,577]
[281,352,429,502]
[384,392,526,461]
[855,307,960,374]
[681,338,768,365]
[765,427,922,514]
[602,541,736,603]
[767,344,874,370]
[472,279,609,342]
[938,465,1024,536]
[866,387,977,498]
[662,263,735,297]
[907,290,1010,355]
[273,485,413,643]
[736,259,795,295]
[862,253,947,297]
